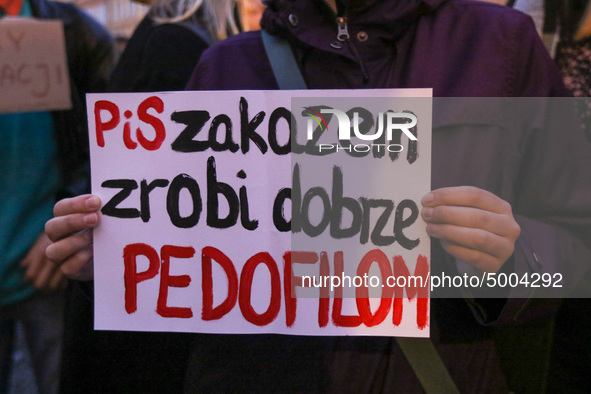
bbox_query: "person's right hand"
[45,194,101,280]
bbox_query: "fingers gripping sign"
[421,186,520,273]
[45,194,102,280]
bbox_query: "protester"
[0,1,113,393]
[46,0,591,391]
[56,1,239,393]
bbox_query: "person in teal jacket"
[0,1,113,393]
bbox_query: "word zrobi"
[305,108,418,153]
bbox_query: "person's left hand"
[421,186,521,273]
[21,231,67,291]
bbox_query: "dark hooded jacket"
[184,0,591,392]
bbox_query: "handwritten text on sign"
[0,18,71,113]
[88,90,432,337]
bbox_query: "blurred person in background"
[239,0,265,31]
[479,0,591,391]
[0,0,114,393]
[544,1,591,391]
[109,0,239,92]
[58,1,240,393]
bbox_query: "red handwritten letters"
[123,244,429,330]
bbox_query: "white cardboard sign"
[0,18,71,113]
[88,89,432,337]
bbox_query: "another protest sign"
[0,17,71,113]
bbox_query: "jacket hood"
[30,0,75,24]
[261,0,450,50]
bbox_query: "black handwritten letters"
[96,96,421,248]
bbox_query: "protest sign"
[0,18,71,113]
[88,89,432,337]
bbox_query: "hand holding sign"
[421,186,521,273]
[45,194,101,280]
